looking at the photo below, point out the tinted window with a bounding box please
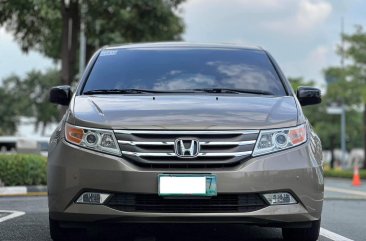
[83,48,286,96]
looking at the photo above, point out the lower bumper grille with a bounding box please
[106,193,268,213]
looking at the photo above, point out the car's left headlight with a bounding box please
[252,124,307,156]
[64,123,121,156]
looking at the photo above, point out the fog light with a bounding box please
[76,192,110,204]
[263,192,297,205]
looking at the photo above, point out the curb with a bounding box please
[0,185,47,197]
[324,196,366,201]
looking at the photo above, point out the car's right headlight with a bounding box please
[64,123,120,156]
[252,124,307,156]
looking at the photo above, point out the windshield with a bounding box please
[82,47,286,96]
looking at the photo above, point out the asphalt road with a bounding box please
[0,178,365,241]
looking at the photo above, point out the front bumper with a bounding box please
[48,140,323,225]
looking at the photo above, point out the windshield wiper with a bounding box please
[83,88,274,95]
[84,89,143,95]
[83,89,192,95]
[190,88,274,95]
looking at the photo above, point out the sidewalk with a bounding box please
[0,185,47,197]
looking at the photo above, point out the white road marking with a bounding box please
[325,186,366,198]
[0,210,25,223]
[320,227,354,241]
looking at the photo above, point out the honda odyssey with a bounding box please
[48,42,323,241]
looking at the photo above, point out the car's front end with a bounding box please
[49,127,323,224]
[48,42,323,241]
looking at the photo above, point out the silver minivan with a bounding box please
[48,42,323,241]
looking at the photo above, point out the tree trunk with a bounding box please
[42,122,46,137]
[330,148,335,169]
[330,136,335,169]
[363,104,366,169]
[59,0,79,118]
[60,0,80,86]
[86,43,95,64]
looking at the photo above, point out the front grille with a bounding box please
[114,130,259,168]
[106,193,268,213]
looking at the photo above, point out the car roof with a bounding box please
[104,42,263,51]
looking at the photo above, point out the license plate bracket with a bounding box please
[158,174,217,197]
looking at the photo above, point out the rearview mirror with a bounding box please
[49,85,72,106]
[296,87,321,106]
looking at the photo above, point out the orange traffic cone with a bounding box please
[352,164,362,186]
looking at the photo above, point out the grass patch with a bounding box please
[324,168,366,179]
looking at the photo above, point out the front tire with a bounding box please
[282,220,320,241]
[49,218,87,241]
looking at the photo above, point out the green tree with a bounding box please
[288,77,315,91]
[324,67,363,106]
[327,26,366,168]
[343,27,366,169]
[287,77,318,125]
[1,70,60,135]
[21,70,60,135]
[0,0,185,132]
[0,78,21,135]
[288,76,363,168]
[0,0,185,85]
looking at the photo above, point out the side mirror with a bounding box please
[296,86,321,106]
[49,85,72,106]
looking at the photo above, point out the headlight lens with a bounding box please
[65,123,120,155]
[252,124,307,156]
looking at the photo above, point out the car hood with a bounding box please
[70,95,299,130]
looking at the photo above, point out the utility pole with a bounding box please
[340,16,347,165]
[79,0,87,77]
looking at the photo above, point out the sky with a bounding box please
[0,0,366,88]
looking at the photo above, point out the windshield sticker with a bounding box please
[100,50,118,56]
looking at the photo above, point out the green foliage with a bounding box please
[323,26,366,168]
[288,76,364,150]
[0,0,185,62]
[86,0,184,42]
[0,76,22,135]
[324,67,363,106]
[19,70,60,134]
[343,26,366,70]
[0,69,60,135]
[0,154,47,186]
[324,168,366,179]
[288,77,315,91]
[0,0,186,131]
[0,1,61,59]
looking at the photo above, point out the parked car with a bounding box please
[0,136,17,153]
[48,42,323,241]
[0,136,49,156]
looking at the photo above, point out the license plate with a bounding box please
[158,174,217,196]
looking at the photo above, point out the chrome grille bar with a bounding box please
[118,141,174,146]
[118,140,256,146]
[121,151,252,157]
[115,130,259,135]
